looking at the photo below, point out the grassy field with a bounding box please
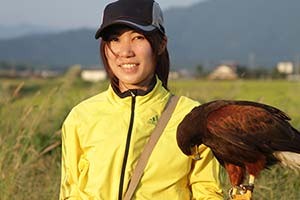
[1,70,300,199]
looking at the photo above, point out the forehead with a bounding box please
[102,24,144,40]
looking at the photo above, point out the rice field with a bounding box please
[1,70,300,199]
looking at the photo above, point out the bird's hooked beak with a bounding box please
[190,145,202,160]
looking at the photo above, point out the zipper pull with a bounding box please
[129,90,135,97]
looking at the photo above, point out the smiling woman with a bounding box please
[59,0,223,199]
[103,26,157,92]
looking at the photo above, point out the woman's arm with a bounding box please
[189,145,224,200]
[60,111,83,200]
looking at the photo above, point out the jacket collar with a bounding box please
[107,76,171,106]
[111,76,157,98]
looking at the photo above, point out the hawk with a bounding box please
[177,100,300,198]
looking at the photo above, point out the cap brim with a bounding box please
[95,20,157,39]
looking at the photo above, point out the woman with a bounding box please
[60,0,223,199]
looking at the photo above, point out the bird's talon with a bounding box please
[240,184,254,192]
[229,185,253,199]
[228,186,239,199]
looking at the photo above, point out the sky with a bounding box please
[0,0,203,30]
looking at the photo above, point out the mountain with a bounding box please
[0,0,300,69]
[0,28,99,67]
[164,0,300,68]
[0,24,59,39]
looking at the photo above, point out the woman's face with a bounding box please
[105,27,156,92]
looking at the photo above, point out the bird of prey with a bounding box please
[176,100,300,199]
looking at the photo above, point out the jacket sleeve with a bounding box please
[189,145,224,200]
[60,110,83,200]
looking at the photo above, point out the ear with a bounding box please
[158,36,167,55]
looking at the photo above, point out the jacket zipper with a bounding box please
[118,92,136,200]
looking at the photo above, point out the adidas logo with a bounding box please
[148,115,159,125]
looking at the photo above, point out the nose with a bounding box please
[116,40,134,58]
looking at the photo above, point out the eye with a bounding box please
[109,37,119,42]
[107,34,120,43]
[132,33,145,41]
[135,36,145,40]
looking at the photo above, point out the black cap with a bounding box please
[95,0,165,39]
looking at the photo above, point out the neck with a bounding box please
[111,77,157,98]
[118,75,156,93]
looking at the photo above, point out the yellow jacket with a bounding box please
[60,78,223,200]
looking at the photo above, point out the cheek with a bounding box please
[138,45,156,66]
[143,43,154,58]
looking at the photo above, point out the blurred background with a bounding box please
[1,0,300,199]
[1,0,300,78]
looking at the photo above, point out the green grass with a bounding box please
[1,73,300,199]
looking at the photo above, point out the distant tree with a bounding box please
[236,65,271,79]
[195,64,204,78]
[252,67,270,79]
[0,61,13,70]
[271,67,286,79]
[0,61,43,71]
[236,65,248,78]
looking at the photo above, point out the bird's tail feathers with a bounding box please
[273,151,300,170]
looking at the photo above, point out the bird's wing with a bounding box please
[206,103,297,153]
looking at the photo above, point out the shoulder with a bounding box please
[176,95,200,112]
[178,96,200,107]
[64,90,108,123]
[171,95,200,121]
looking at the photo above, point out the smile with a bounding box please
[120,63,138,69]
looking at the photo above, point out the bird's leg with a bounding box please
[229,185,253,200]
[249,174,255,186]
[229,185,254,200]
[228,186,238,199]
[232,175,254,200]
[191,145,201,160]
[240,174,255,193]
[232,187,238,195]
[225,164,247,199]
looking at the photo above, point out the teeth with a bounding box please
[121,64,136,68]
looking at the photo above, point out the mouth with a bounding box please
[119,63,139,73]
[120,63,137,68]
[119,63,139,74]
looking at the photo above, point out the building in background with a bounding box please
[277,62,293,75]
[208,64,238,80]
[81,68,107,82]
